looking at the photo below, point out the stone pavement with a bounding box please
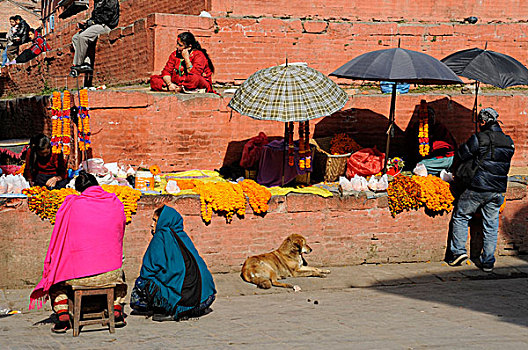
[1,256,527,349]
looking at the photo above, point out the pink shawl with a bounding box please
[29,186,126,309]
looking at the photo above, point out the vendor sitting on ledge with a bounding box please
[23,134,68,189]
[150,31,214,93]
[406,104,457,176]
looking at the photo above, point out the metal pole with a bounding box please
[383,82,398,174]
[472,81,480,133]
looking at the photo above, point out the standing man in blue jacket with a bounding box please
[70,0,119,75]
[447,108,515,272]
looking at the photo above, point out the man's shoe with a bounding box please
[75,64,93,73]
[51,320,71,334]
[447,253,468,266]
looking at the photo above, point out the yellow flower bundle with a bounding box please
[23,185,141,224]
[175,179,202,190]
[51,91,62,154]
[194,182,246,223]
[101,184,141,223]
[78,89,91,151]
[23,186,79,224]
[239,179,271,214]
[412,175,454,213]
[387,175,421,217]
[62,90,71,155]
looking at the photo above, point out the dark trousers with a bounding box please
[16,49,37,64]
[34,173,69,189]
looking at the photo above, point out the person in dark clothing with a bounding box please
[12,15,30,45]
[447,108,515,272]
[130,206,216,322]
[70,0,119,75]
[23,134,68,189]
[14,29,51,64]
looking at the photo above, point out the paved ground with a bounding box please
[1,256,528,349]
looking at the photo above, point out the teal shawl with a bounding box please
[140,206,216,315]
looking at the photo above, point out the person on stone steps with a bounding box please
[150,32,214,93]
[70,0,119,75]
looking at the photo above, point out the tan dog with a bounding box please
[241,234,330,289]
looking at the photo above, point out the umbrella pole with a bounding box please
[472,81,480,133]
[383,83,398,174]
[282,122,287,186]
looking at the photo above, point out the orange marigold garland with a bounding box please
[51,91,62,154]
[304,120,311,169]
[101,184,141,223]
[387,175,420,217]
[194,182,246,223]
[418,100,430,157]
[287,122,294,167]
[23,185,141,224]
[298,121,305,170]
[240,179,271,214]
[61,90,71,155]
[78,89,91,151]
[412,175,454,213]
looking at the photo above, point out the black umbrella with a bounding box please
[331,48,462,173]
[442,47,528,131]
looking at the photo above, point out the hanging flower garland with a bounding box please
[51,91,62,154]
[239,179,271,214]
[78,89,91,151]
[61,90,71,155]
[418,100,430,157]
[298,121,305,170]
[304,120,311,169]
[412,175,454,213]
[287,122,294,167]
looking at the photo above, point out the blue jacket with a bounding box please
[457,122,514,192]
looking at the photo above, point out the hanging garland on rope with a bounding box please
[287,122,294,166]
[51,91,62,154]
[61,90,71,155]
[304,120,311,169]
[418,100,430,157]
[78,89,91,151]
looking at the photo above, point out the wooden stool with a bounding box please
[69,284,116,337]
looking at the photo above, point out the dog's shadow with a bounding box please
[33,313,57,326]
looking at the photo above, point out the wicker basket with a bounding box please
[310,137,351,182]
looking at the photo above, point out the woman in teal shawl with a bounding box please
[130,206,216,321]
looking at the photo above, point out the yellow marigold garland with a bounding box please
[101,184,141,223]
[194,182,246,223]
[239,179,271,214]
[387,175,421,217]
[23,185,141,224]
[418,100,430,157]
[412,175,454,213]
[62,90,71,155]
[78,89,91,151]
[51,91,62,154]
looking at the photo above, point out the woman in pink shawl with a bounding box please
[29,171,128,333]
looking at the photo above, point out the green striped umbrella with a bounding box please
[228,63,348,122]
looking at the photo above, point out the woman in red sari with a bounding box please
[150,32,214,93]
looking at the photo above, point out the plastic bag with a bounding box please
[339,176,353,192]
[367,174,389,192]
[0,176,6,194]
[413,163,428,177]
[347,148,385,178]
[81,158,108,176]
[440,169,454,183]
[165,180,181,195]
[350,175,368,191]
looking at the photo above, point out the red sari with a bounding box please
[150,50,213,92]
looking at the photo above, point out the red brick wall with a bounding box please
[210,0,528,23]
[0,184,525,288]
[3,13,528,97]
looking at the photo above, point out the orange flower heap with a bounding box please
[412,175,454,213]
[23,187,79,224]
[240,179,271,214]
[194,182,246,223]
[330,133,361,155]
[387,175,420,217]
[101,184,141,223]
